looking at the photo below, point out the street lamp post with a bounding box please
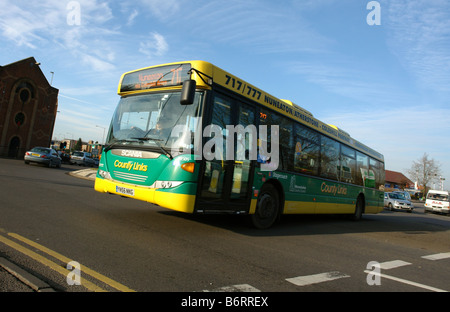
[96,125,106,145]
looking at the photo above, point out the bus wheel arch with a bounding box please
[251,181,283,229]
[269,179,285,213]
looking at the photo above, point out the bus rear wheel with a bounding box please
[251,184,280,229]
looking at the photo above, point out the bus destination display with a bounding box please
[120,64,191,92]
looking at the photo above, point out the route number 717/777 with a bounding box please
[225,75,262,100]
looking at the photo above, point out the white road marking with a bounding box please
[203,284,261,292]
[202,254,450,292]
[379,260,411,270]
[422,252,450,261]
[286,271,350,287]
[364,270,448,292]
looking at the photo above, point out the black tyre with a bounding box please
[349,195,364,221]
[251,184,280,229]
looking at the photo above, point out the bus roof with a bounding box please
[118,60,384,162]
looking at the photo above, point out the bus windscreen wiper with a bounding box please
[131,137,173,159]
[103,139,137,152]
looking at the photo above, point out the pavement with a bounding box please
[0,257,55,292]
[0,168,97,292]
[67,168,97,181]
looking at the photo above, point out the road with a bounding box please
[1,158,449,297]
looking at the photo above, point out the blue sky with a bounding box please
[1,0,450,190]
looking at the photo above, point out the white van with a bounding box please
[424,190,449,215]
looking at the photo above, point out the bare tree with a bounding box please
[408,153,442,193]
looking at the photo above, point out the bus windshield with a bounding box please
[107,91,203,155]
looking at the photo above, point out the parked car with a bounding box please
[392,190,412,201]
[71,151,95,166]
[24,147,62,168]
[58,151,71,164]
[424,190,449,215]
[384,192,414,212]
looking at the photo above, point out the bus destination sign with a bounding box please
[120,64,191,93]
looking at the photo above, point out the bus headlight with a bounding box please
[98,170,112,180]
[153,181,183,189]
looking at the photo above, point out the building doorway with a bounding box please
[8,136,21,158]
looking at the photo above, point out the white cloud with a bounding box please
[78,52,115,72]
[288,61,412,108]
[0,3,48,48]
[0,0,116,72]
[127,9,139,26]
[139,0,181,20]
[139,32,169,58]
[386,0,450,94]
[175,1,332,54]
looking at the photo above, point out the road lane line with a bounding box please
[379,260,411,270]
[0,233,106,292]
[286,271,350,287]
[8,233,135,292]
[422,252,450,261]
[6,232,135,292]
[204,284,261,292]
[364,270,447,292]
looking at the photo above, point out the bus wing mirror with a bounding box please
[180,79,196,105]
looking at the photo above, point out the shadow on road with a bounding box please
[158,209,450,237]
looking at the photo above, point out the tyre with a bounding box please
[349,195,364,221]
[251,184,280,229]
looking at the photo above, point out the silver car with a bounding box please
[384,192,414,212]
[24,147,62,168]
[71,151,95,166]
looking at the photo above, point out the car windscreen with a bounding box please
[31,147,50,153]
[427,193,449,201]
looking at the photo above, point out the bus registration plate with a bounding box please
[116,186,135,196]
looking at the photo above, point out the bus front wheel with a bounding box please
[251,184,280,229]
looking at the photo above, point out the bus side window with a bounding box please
[340,145,356,184]
[269,113,293,171]
[356,152,370,187]
[370,158,385,190]
[294,124,320,176]
[320,136,340,181]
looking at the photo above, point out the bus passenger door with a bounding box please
[196,94,254,213]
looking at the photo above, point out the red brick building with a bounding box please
[385,170,414,191]
[0,57,58,158]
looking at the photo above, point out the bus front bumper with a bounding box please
[94,177,196,214]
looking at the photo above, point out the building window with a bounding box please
[15,112,25,126]
[19,88,30,103]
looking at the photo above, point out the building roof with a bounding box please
[385,170,413,185]
[2,56,57,92]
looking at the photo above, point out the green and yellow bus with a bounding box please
[94,60,385,228]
